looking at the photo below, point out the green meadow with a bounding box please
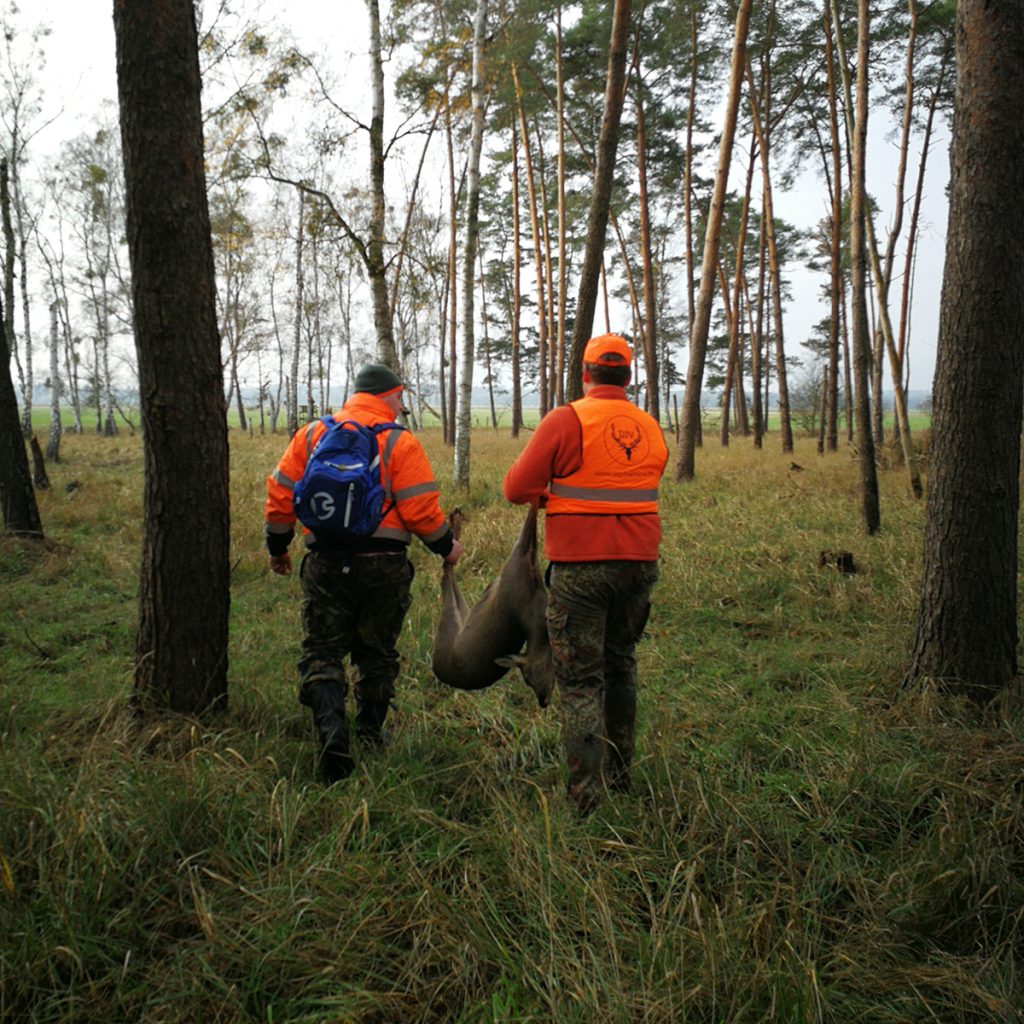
[1,425,1020,1023]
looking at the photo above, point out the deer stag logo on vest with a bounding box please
[605,416,650,465]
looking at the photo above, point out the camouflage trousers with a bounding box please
[546,560,658,811]
[298,550,414,712]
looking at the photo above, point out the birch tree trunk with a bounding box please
[366,0,397,368]
[46,301,61,462]
[289,188,304,435]
[11,160,33,437]
[453,0,487,489]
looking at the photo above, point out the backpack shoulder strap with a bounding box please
[375,422,408,504]
[308,414,342,456]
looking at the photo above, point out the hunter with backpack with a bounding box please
[265,364,463,783]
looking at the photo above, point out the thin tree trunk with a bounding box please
[832,0,922,497]
[746,60,794,454]
[366,0,397,367]
[11,160,33,437]
[567,0,632,397]
[454,0,487,489]
[532,123,557,408]
[554,4,567,408]
[510,115,523,437]
[46,301,61,462]
[444,85,458,445]
[684,10,698,334]
[899,63,947,373]
[289,188,304,434]
[635,67,660,425]
[824,1,842,452]
[847,0,881,533]
[513,64,550,417]
[675,0,752,481]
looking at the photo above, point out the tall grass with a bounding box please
[1,426,1020,1023]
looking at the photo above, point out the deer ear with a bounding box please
[494,655,526,670]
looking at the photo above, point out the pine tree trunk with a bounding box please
[566,0,632,398]
[513,65,550,417]
[674,0,751,480]
[824,2,842,452]
[554,4,568,408]
[510,116,523,438]
[847,0,881,533]
[635,74,660,425]
[114,0,230,713]
[906,0,1024,701]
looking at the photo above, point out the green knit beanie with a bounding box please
[354,363,403,395]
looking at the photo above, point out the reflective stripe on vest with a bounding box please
[545,396,667,516]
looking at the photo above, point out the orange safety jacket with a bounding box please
[264,392,449,549]
[545,396,668,516]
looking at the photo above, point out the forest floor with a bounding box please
[1,427,1021,1023]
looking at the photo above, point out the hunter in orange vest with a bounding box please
[265,364,462,782]
[503,334,668,812]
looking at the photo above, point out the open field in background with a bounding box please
[2,427,1021,1023]
[30,403,933,435]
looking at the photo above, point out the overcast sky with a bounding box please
[31,0,948,394]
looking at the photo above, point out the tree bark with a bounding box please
[847,0,881,533]
[114,0,230,713]
[513,65,550,417]
[906,0,1024,701]
[674,0,752,481]
[566,0,632,399]
[635,69,660,425]
[454,0,488,489]
[510,116,523,437]
[0,285,42,536]
[823,2,842,452]
[366,0,398,368]
[46,300,61,462]
[554,4,568,408]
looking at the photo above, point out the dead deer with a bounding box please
[431,503,554,708]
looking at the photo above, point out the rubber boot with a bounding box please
[355,699,390,747]
[304,681,353,783]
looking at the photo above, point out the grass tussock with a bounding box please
[2,427,1023,1023]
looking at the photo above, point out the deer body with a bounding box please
[431,504,554,708]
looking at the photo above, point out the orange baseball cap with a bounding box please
[583,333,632,366]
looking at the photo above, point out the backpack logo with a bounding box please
[309,491,336,521]
[293,417,406,541]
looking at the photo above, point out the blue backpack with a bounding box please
[293,417,406,541]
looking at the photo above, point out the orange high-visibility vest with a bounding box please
[545,396,668,516]
[265,394,449,548]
